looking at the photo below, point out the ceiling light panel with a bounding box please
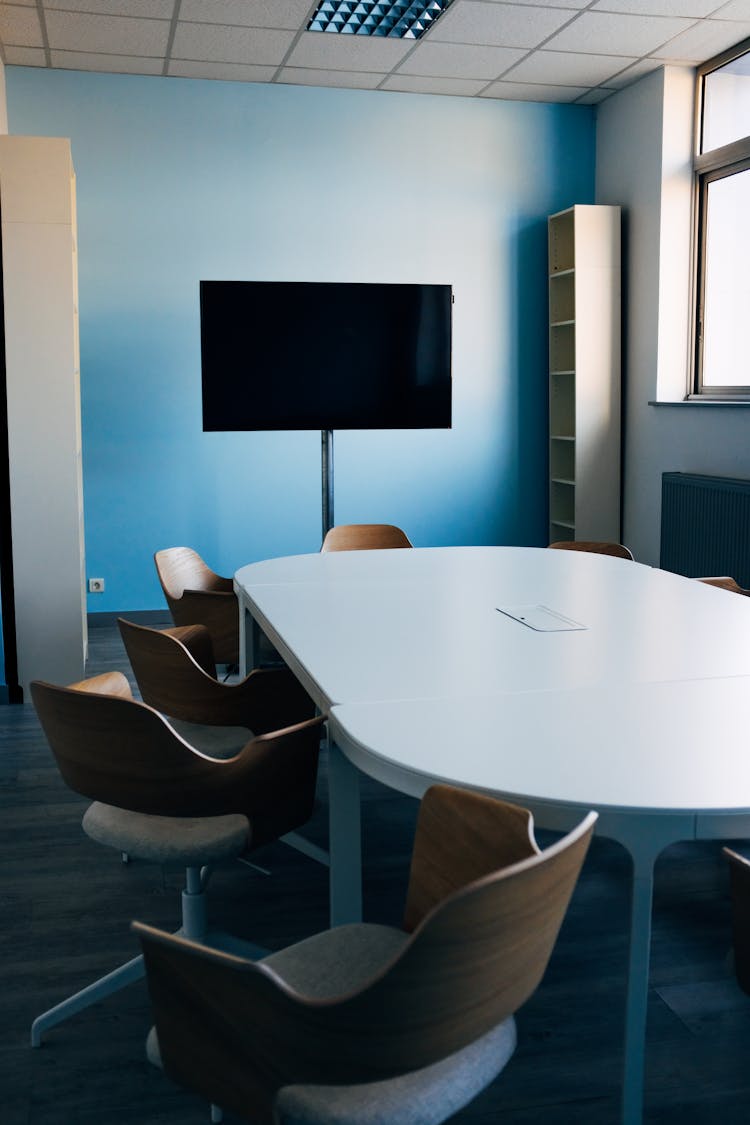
[308,0,456,40]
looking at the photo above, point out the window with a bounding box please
[693,37,750,397]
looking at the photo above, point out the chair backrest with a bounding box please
[154,547,239,664]
[118,618,315,734]
[30,674,323,826]
[154,546,231,601]
[548,540,634,561]
[697,576,750,596]
[321,524,413,552]
[135,786,596,1124]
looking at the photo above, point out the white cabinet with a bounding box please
[0,136,86,693]
[548,204,621,544]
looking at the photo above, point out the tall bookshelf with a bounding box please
[548,204,621,545]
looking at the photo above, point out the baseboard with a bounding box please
[87,609,173,629]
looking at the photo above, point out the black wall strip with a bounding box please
[0,196,23,703]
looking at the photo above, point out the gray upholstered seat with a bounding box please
[83,802,249,867]
[267,924,517,1125]
[166,717,253,760]
[276,1021,517,1125]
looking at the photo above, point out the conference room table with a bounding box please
[234,546,750,1125]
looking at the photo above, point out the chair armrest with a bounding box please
[223,668,316,734]
[224,715,325,846]
[163,624,217,677]
[66,671,134,700]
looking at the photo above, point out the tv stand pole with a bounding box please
[321,428,334,540]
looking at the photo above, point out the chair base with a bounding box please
[31,865,223,1046]
[31,952,145,1047]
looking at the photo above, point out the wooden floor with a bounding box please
[3,618,750,1124]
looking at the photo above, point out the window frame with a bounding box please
[692,36,750,399]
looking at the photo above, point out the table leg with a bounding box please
[621,858,655,1125]
[239,602,262,676]
[328,739,363,927]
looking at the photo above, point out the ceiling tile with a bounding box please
[397,41,526,78]
[653,17,750,56]
[0,0,742,102]
[604,56,666,85]
[591,0,719,15]
[171,23,295,64]
[168,58,278,80]
[480,0,589,7]
[179,0,314,31]
[428,2,576,48]
[543,11,697,54]
[381,73,488,93]
[44,11,171,55]
[0,4,43,47]
[45,1,175,16]
[505,48,638,83]
[50,49,164,73]
[3,45,45,64]
[278,66,385,88]
[286,30,412,71]
[481,79,590,99]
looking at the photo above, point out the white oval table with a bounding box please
[235,546,750,1125]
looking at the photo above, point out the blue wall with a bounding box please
[6,68,594,614]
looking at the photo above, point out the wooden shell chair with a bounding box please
[135,785,597,1125]
[548,540,634,561]
[118,617,327,868]
[154,547,239,665]
[321,524,413,552]
[29,671,324,1047]
[697,576,750,595]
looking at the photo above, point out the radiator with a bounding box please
[660,472,750,586]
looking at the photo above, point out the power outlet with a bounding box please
[88,577,105,593]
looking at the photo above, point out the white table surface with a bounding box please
[328,677,750,819]
[234,546,750,1125]
[236,546,750,707]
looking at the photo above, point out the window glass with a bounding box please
[702,54,750,152]
[694,38,750,396]
[700,167,750,388]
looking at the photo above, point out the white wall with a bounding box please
[596,66,750,566]
[7,68,596,611]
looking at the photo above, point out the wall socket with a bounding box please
[88,577,105,593]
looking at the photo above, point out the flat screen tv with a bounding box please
[200,281,452,431]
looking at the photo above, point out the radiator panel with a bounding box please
[661,472,750,586]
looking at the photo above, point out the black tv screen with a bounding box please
[200,281,452,431]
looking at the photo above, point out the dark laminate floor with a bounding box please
[3,619,750,1123]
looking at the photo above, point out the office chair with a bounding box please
[135,785,596,1125]
[548,539,634,561]
[321,524,413,551]
[154,547,239,665]
[29,671,324,1046]
[118,617,328,868]
[696,576,750,595]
